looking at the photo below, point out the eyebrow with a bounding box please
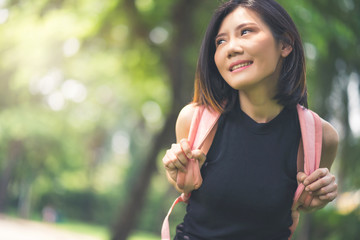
[215,22,258,39]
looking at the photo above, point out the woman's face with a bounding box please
[214,7,291,92]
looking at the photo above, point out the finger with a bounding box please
[180,139,192,159]
[303,194,313,208]
[297,172,307,184]
[298,200,324,212]
[305,174,335,192]
[165,162,177,171]
[170,150,187,173]
[191,149,206,166]
[298,197,325,212]
[311,181,338,196]
[162,151,174,167]
[173,143,189,166]
[165,149,186,172]
[173,159,186,172]
[298,195,314,212]
[319,191,337,202]
[163,155,176,171]
[298,205,316,213]
[303,168,329,186]
[297,190,308,206]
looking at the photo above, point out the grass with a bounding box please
[56,221,110,239]
[128,231,160,240]
[56,221,160,240]
[3,211,160,240]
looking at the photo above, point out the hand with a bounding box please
[162,138,206,183]
[297,168,338,212]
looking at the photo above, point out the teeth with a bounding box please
[231,62,252,71]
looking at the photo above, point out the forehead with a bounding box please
[218,7,268,33]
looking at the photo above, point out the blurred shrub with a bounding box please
[311,208,360,240]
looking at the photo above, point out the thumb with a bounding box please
[297,172,307,184]
[191,149,206,166]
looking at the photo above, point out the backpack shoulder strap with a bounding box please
[289,104,323,239]
[176,105,221,193]
[294,104,323,202]
[161,104,220,240]
[188,105,221,153]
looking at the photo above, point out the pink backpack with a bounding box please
[162,104,322,240]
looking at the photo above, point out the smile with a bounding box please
[230,61,253,72]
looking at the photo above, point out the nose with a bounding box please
[227,38,244,58]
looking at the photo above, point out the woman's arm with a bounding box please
[319,119,339,170]
[297,119,339,211]
[163,103,206,192]
[175,104,197,142]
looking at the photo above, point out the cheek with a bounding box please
[214,52,221,70]
[252,43,281,69]
[214,51,227,75]
[250,42,273,58]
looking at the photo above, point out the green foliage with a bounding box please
[0,0,359,238]
[311,208,360,240]
[128,231,160,240]
[57,220,110,240]
[0,0,155,223]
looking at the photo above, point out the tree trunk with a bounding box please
[0,140,24,212]
[111,112,178,240]
[112,0,205,240]
[297,213,312,240]
[18,180,32,219]
[110,1,204,239]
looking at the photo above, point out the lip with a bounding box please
[229,60,253,72]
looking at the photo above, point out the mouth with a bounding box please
[230,61,253,72]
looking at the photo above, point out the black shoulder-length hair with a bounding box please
[193,0,307,113]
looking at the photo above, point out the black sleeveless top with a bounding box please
[175,101,301,240]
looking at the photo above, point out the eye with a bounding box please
[215,39,226,47]
[241,29,251,35]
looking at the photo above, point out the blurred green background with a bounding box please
[0,0,359,239]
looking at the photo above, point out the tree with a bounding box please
[102,0,220,239]
[0,1,359,239]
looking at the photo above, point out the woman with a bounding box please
[163,0,339,239]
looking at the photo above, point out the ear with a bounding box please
[280,33,293,58]
[281,42,293,58]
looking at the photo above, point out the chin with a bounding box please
[226,79,257,91]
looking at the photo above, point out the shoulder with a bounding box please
[320,118,339,169]
[321,119,339,149]
[175,103,198,142]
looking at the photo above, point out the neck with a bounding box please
[238,88,283,123]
